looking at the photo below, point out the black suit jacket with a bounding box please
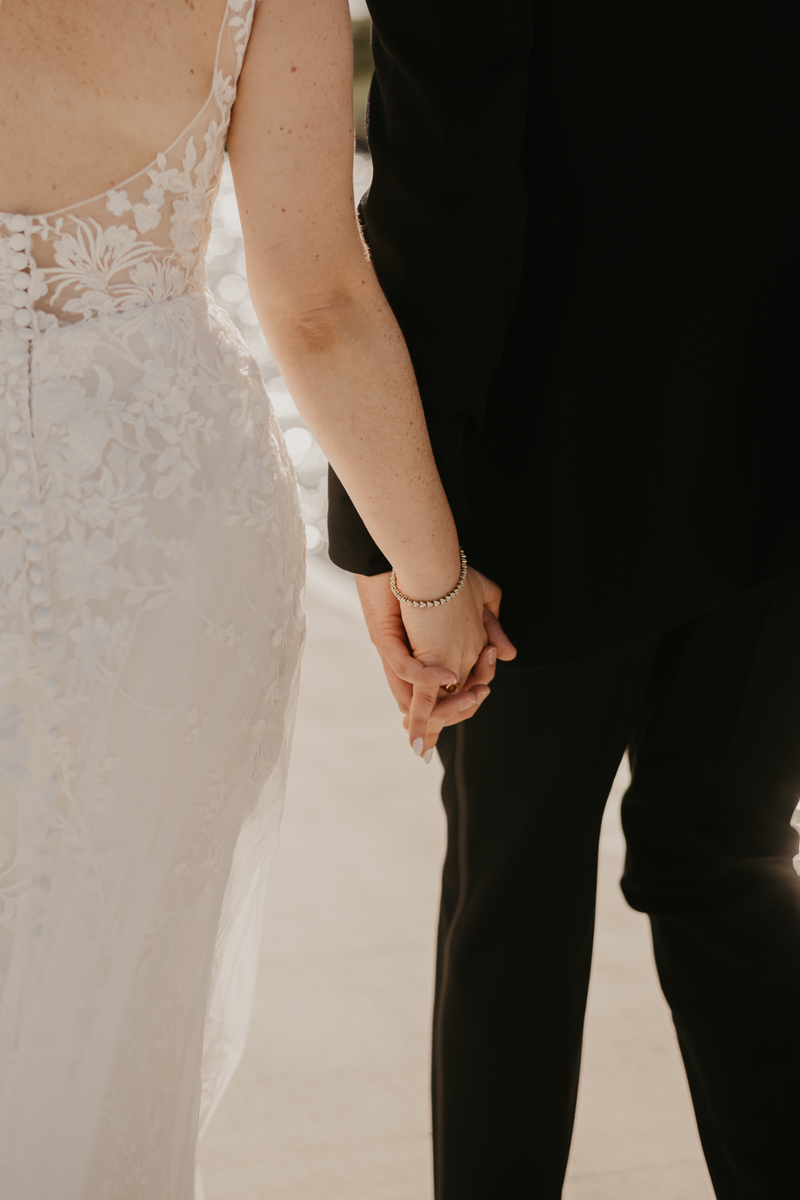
[328,0,800,665]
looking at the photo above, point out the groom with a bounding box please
[328,1,800,1196]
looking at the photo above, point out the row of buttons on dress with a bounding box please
[7,213,35,341]
[5,214,53,649]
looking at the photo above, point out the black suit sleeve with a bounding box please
[327,0,536,576]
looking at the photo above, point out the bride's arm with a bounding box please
[226,0,488,748]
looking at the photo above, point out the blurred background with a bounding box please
[204,154,368,571]
[350,0,372,148]
[197,7,715,1199]
[205,2,373,579]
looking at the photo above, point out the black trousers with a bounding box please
[434,577,800,1200]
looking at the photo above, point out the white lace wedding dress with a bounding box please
[0,2,306,1196]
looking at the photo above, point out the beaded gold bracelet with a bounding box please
[390,548,468,608]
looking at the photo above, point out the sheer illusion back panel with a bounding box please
[0,0,253,326]
[0,2,306,1198]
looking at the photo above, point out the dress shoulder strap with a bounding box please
[223,0,261,84]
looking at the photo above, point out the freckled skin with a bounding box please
[0,0,493,742]
[0,0,227,213]
[224,0,491,735]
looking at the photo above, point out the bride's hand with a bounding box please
[399,566,492,755]
[355,569,517,757]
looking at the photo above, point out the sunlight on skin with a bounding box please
[207,155,373,558]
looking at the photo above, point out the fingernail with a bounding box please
[412,737,424,757]
[487,647,497,665]
[459,695,477,711]
[477,688,490,703]
[423,748,433,764]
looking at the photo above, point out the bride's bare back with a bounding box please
[0,0,469,706]
[0,0,227,214]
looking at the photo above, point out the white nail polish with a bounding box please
[423,748,433,765]
[412,737,424,757]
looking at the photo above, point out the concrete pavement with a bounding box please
[197,561,715,1200]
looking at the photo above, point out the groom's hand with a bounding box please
[355,570,516,747]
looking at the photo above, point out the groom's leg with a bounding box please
[433,636,659,1200]
[622,577,800,1199]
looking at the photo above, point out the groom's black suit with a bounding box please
[328,1,800,1195]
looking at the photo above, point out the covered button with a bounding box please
[11,252,28,271]
[13,273,30,290]
[12,292,29,308]
[25,543,43,562]
[8,215,28,233]
[14,310,32,327]
[12,433,29,451]
[9,233,27,252]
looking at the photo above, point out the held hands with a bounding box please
[355,568,517,760]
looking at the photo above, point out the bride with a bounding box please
[0,0,508,1196]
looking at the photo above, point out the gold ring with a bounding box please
[443,682,458,694]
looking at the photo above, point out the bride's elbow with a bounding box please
[256,290,364,357]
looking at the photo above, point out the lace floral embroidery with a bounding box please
[0,2,307,1198]
[0,1,252,328]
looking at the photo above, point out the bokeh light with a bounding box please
[284,427,313,465]
[207,156,373,556]
[217,274,247,303]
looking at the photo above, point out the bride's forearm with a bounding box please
[225,0,459,595]
[252,279,462,599]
